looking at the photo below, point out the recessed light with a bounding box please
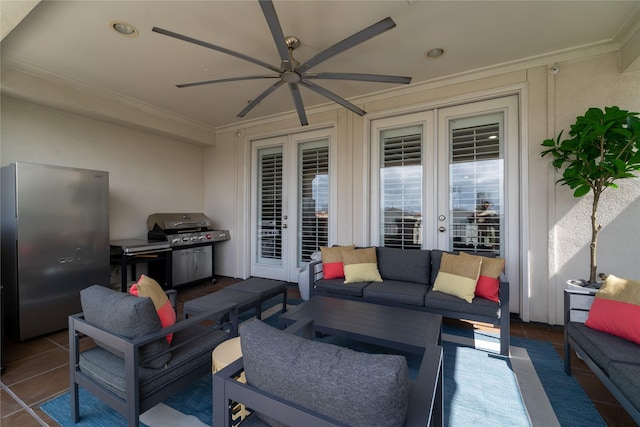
[425,48,445,59]
[110,21,139,38]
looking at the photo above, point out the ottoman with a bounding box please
[184,288,260,323]
[227,278,288,320]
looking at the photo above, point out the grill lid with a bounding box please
[147,213,213,231]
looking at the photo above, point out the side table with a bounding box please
[212,337,250,425]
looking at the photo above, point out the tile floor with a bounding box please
[1,276,636,426]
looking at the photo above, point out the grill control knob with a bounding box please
[206,234,212,240]
[172,238,180,244]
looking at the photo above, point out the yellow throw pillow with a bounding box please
[432,253,482,303]
[342,247,383,284]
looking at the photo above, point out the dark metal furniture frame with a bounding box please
[213,318,444,427]
[69,290,239,427]
[564,288,640,424]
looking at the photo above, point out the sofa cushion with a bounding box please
[320,245,355,280]
[314,278,369,297]
[363,280,429,306]
[80,285,171,369]
[567,322,640,374]
[585,275,640,345]
[240,319,410,427]
[376,247,431,285]
[424,288,500,318]
[608,361,640,411]
[459,252,505,302]
[432,253,482,303]
[130,275,176,344]
[342,247,383,284]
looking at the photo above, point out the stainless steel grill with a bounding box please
[147,213,230,287]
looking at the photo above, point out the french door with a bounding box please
[371,96,520,310]
[251,129,333,282]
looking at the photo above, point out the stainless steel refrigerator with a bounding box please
[1,162,110,341]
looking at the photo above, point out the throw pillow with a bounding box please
[342,247,383,284]
[320,245,355,280]
[459,252,505,302]
[585,275,640,345]
[130,275,176,344]
[432,252,482,303]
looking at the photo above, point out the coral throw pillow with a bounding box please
[585,275,640,345]
[342,247,383,284]
[320,245,355,280]
[432,253,482,303]
[130,275,176,344]
[459,252,505,302]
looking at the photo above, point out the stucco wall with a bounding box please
[546,52,640,323]
[1,97,205,240]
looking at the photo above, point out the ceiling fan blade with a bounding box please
[296,17,396,74]
[299,80,366,116]
[288,83,308,126]
[177,75,280,88]
[237,80,285,117]
[152,26,282,74]
[259,0,292,71]
[305,72,411,85]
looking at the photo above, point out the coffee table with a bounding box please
[278,296,442,354]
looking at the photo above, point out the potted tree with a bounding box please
[541,106,640,284]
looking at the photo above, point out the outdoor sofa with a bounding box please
[564,287,640,424]
[308,246,510,356]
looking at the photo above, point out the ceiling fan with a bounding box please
[152,0,411,126]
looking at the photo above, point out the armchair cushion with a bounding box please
[80,285,171,369]
[240,319,410,427]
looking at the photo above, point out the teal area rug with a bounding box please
[41,297,605,427]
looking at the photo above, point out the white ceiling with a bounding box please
[2,0,640,133]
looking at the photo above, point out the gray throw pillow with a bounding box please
[240,319,410,427]
[80,285,171,369]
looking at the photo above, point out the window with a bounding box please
[380,125,423,249]
[449,116,503,256]
[298,140,329,265]
[257,147,283,264]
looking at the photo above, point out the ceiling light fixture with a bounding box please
[425,48,445,59]
[110,21,139,38]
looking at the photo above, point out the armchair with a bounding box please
[70,285,239,427]
[213,318,443,427]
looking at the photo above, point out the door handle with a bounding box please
[282,224,288,229]
[439,226,446,232]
